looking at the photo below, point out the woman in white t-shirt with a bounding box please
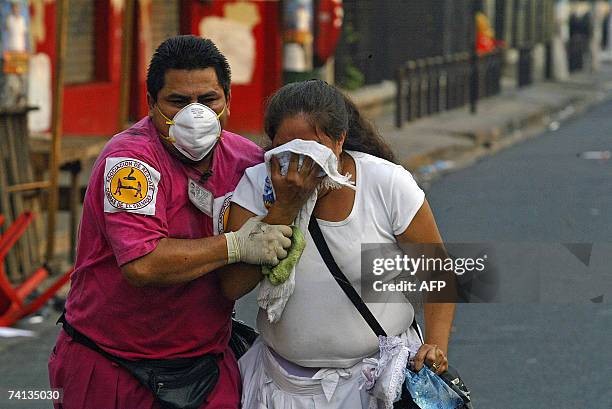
[220,80,455,408]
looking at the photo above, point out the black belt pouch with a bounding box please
[58,313,219,409]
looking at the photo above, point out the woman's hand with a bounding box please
[412,343,448,375]
[267,153,323,223]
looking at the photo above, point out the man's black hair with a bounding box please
[146,35,231,101]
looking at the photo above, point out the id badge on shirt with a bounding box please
[188,178,213,217]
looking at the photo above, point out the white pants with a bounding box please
[239,338,382,409]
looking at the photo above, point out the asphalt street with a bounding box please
[1,99,611,409]
[420,97,612,408]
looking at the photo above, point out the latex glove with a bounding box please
[225,216,292,265]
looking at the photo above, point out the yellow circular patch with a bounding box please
[216,195,232,234]
[110,166,149,205]
[223,206,231,231]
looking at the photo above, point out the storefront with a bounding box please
[30,0,283,136]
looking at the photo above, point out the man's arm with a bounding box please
[121,235,229,287]
[219,202,299,300]
[121,214,293,288]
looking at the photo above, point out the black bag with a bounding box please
[437,366,472,407]
[229,315,259,360]
[113,355,219,409]
[57,313,220,409]
[308,217,473,409]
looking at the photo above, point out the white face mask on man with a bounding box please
[157,103,225,162]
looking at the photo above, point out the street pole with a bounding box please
[46,0,68,263]
[545,0,554,79]
[517,0,533,87]
[609,0,612,55]
[470,0,482,114]
[118,0,135,131]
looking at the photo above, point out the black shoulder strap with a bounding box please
[57,311,118,362]
[308,215,388,337]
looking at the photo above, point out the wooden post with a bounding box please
[65,161,81,262]
[118,0,136,131]
[395,66,405,129]
[6,181,50,193]
[417,59,427,118]
[0,114,20,280]
[46,0,68,263]
[5,117,32,278]
[406,61,416,121]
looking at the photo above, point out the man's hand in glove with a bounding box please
[224,216,293,265]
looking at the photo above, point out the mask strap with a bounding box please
[159,132,176,143]
[156,104,174,125]
[155,104,176,143]
[216,105,226,119]
[215,105,226,140]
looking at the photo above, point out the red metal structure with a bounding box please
[0,212,73,327]
[314,0,343,67]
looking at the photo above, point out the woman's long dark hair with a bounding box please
[264,80,396,163]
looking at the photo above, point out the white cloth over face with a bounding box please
[265,139,354,184]
[258,139,356,323]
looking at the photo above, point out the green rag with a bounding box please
[262,226,306,286]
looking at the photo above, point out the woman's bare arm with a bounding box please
[396,199,455,372]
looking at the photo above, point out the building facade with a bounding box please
[31,0,282,136]
[334,0,556,88]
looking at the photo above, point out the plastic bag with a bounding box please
[404,366,464,409]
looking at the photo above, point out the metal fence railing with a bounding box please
[395,50,503,128]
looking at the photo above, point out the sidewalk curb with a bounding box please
[344,81,396,119]
[411,89,612,185]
